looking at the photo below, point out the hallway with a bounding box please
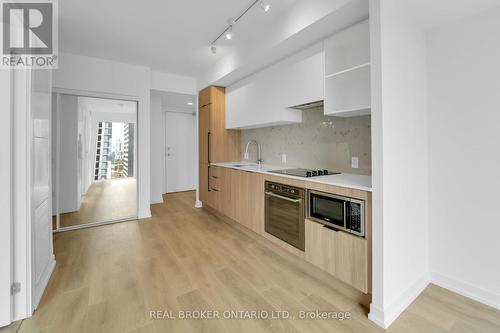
[59,178,137,228]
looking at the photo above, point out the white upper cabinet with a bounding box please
[324,20,371,117]
[226,43,324,129]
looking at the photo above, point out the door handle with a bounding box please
[207,132,211,163]
[207,165,211,192]
[265,191,302,203]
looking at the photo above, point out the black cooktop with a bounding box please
[268,168,340,178]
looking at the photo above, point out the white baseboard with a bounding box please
[150,194,164,205]
[32,255,56,310]
[369,273,430,329]
[431,271,500,310]
[368,305,386,328]
[138,209,152,219]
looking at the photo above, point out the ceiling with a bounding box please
[59,0,297,77]
[78,96,137,114]
[152,90,197,113]
[392,0,500,30]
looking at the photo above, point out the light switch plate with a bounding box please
[281,153,287,164]
[352,157,359,169]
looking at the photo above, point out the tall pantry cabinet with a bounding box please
[198,86,240,207]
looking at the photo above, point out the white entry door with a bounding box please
[164,111,197,193]
[30,69,55,310]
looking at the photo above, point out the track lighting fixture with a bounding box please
[209,0,271,54]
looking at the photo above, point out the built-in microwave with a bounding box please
[307,190,365,237]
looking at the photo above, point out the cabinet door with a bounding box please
[199,104,211,164]
[199,163,209,204]
[227,169,242,222]
[226,43,323,129]
[334,231,368,293]
[208,166,220,210]
[245,171,264,234]
[221,167,231,217]
[199,86,213,107]
[229,170,264,233]
[305,220,336,275]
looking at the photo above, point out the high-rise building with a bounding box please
[123,123,134,177]
[94,122,112,180]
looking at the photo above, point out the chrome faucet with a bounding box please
[244,140,263,167]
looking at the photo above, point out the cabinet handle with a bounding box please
[323,225,339,232]
[207,132,211,163]
[207,165,211,192]
[265,191,302,203]
[211,176,218,179]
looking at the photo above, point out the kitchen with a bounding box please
[198,20,373,297]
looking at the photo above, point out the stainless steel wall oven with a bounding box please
[264,181,305,251]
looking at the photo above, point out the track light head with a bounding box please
[225,25,233,40]
[210,45,217,54]
[260,0,270,12]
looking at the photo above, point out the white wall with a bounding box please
[151,71,197,95]
[58,95,80,213]
[427,7,500,309]
[369,0,430,328]
[150,93,164,204]
[53,53,152,218]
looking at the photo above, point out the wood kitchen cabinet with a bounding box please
[198,86,240,164]
[305,219,336,275]
[228,169,264,234]
[208,168,264,235]
[198,86,241,208]
[334,230,368,293]
[305,219,369,293]
[207,166,231,215]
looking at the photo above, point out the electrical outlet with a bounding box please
[244,152,249,160]
[351,157,359,169]
[281,153,287,164]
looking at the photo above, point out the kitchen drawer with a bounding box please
[209,177,222,191]
[209,166,224,180]
[334,230,368,293]
[305,219,368,293]
[305,219,336,275]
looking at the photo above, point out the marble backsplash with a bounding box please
[241,108,371,175]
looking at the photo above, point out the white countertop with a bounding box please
[211,162,372,192]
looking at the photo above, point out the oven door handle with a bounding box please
[265,191,302,203]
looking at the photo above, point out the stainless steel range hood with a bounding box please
[288,100,324,110]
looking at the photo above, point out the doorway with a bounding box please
[164,111,197,193]
[52,94,138,230]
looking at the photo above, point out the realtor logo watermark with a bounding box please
[1,0,58,68]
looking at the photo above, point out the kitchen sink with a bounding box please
[229,163,258,168]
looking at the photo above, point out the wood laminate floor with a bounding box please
[59,178,137,228]
[8,191,500,333]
